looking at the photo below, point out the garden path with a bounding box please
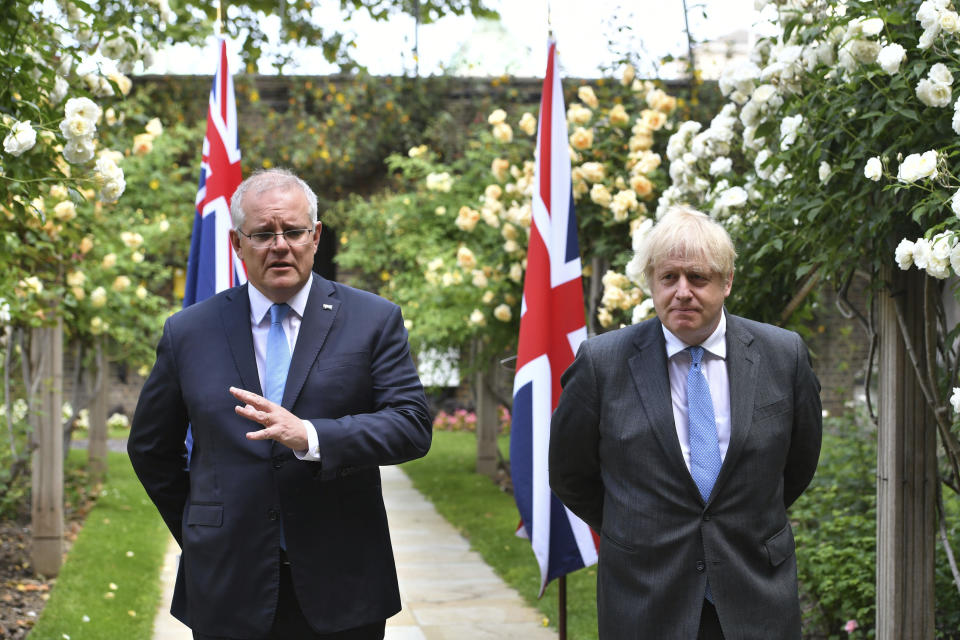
[152,465,558,639]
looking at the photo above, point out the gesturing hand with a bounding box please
[230,386,308,452]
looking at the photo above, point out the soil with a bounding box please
[0,479,96,638]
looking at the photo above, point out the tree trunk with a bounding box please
[88,338,108,476]
[30,320,63,577]
[475,357,499,478]
[876,266,936,639]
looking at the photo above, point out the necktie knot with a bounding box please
[270,303,290,326]
[687,345,705,368]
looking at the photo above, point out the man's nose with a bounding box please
[675,276,693,298]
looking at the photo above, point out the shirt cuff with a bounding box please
[294,419,322,462]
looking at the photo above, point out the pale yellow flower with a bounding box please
[121,231,144,249]
[509,263,523,283]
[640,109,668,131]
[492,123,513,143]
[491,158,510,182]
[80,236,94,253]
[457,246,477,270]
[621,64,636,87]
[112,275,131,292]
[131,251,144,263]
[90,286,107,308]
[49,184,69,199]
[102,253,117,268]
[472,270,488,288]
[484,184,503,201]
[66,271,86,287]
[469,308,487,326]
[493,304,512,322]
[570,127,594,150]
[488,109,507,125]
[609,104,630,127]
[630,174,654,198]
[519,112,537,136]
[579,162,605,183]
[135,285,147,300]
[53,200,76,221]
[455,207,480,232]
[90,316,106,335]
[567,103,593,125]
[132,133,153,155]
[501,223,519,241]
[578,86,599,109]
[145,117,163,137]
[482,290,495,304]
[590,183,612,207]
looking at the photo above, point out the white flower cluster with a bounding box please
[60,97,102,164]
[99,26,157,74]
[917,0,960,50]
[425,171,453,192]
[94,152,126,202]
[3,120,37,157]
[916,63,954,107]
[894,232,959,279]
[896,150,939,183]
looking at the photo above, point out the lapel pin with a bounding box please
[323,304,333,310]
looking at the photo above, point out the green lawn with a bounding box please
[400,430,599,640]
[30,450,170,640]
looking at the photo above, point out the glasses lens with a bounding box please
[250,232,275,247]
[284,229,310,244]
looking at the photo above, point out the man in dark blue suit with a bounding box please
[129,168,432,639]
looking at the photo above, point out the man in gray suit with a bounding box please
[549,206,821,640]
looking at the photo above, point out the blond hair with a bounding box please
[637,205,736,282]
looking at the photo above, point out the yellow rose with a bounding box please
[579,162,605,183]
[471,270,488,288]
[487,109,507,125]
[518,112,537,136]
[641,109,668,131]
[131,251,144,263]
[590,183,612,207]
[49,184,68,199]
[112,275,131,292]
[577,86,599,109]
[630,174,654,198]
[609,104,631,127]
[90,286,107,308]
[455,207,480,232]
[491,158,510,182]
[621,64,636,87]
[66,271,86,287]
[570,127,594,150]
[90,316,106,335]
[481,290,495,304]
[72,286,85,300]
[469,309,487,326]
[509,263,523,283]
[457,246,477,270]
[493,304,512,322]
[136,285,147,300]
[492,123,513,143]
[566,103,592,125]
[145,117,163,137]
[102,253,117,268]
[485,184,502,201]
[132,133,153,155]
[121,231,144,249]
[53,200,76,221]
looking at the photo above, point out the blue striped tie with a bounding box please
[265,303,291,405]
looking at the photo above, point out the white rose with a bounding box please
[895,238,915,270]
[717,186,748,209]
[877,43,906,74]
[468,309,486,326]
[953,189,960,218]
[780,114,803,150]
[913,238,932,270]
[864,156,883,181]
[951,387,960,414]
[939,9,960,34]
[487,109,507,125]
[709,156,732,176]
[751,84,777,104]
[64,97,102,125]
[918,27,939,50]
[819,161,831,183]
[859,17,885,36]
[929,62,954,86]
[917,1,942,30]
[3,120,37,156]
[63,137,96,164]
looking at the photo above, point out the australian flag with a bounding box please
[183,37,245,307]
[510,38,598,596]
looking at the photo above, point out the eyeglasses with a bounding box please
[236,227,314,248]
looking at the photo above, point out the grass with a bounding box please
[400,430,599,640]
[29,450,170,640]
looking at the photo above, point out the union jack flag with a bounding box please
[510,38,598,596]
[183,37,245,307]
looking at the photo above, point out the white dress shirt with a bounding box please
[247,275,322,461]
[663,311,731,471]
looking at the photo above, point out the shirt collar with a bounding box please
[248,274,313,325]
[663,310,727,360]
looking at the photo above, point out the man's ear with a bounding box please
[230,229,242,259]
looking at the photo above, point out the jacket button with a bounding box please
[696,560,706,573]
[272,457,284,469]
[702,513,711,521]
[267,509,279,521]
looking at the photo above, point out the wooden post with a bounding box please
[876,266,936,639]
[88,337,108,476]
[30,319,64,577]
[475,358,499,478]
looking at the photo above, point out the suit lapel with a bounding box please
[712,313,758,499]
[221,285,261,395]
[282,277,339,409]
[628,321,689,475]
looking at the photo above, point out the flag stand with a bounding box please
[558,575,567,640]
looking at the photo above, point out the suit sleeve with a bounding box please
[309,304,431,471]
[549,342,604,532]
[127,319,190,545]
[783,333,822,508]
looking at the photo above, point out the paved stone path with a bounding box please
[151,465,558,639]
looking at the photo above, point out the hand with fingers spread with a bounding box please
[230,386,308,451]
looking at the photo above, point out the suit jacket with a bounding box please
[128,276,432,638]
[549,313,821,640]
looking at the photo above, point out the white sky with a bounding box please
[145,0,760,78]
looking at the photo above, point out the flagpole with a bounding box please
[215,0,223,36]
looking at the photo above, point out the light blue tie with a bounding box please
[687,345,722,603]
[265,303,291,405]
